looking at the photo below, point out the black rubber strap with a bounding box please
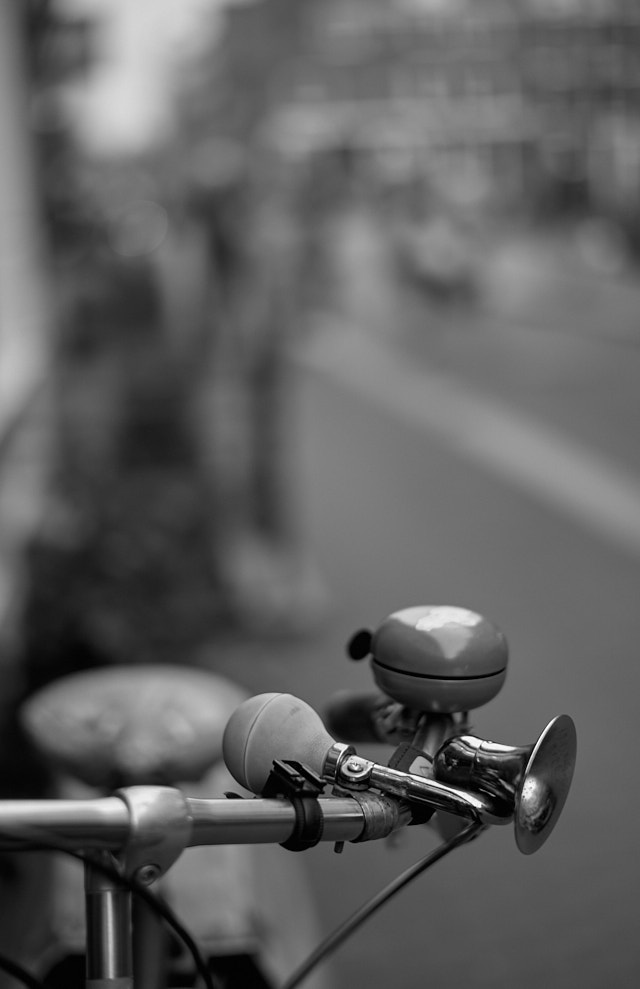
[263,760,325,852]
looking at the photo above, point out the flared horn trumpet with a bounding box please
[432,715,577,854]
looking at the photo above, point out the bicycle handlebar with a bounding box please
[0,692,576,866]
[0,609,578,989]
[0,791,392,853]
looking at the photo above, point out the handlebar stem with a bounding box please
[115,786,192,883]
[85,852,133,985]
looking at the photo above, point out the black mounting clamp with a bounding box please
[263,760,326,852]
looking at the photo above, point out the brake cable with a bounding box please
[280,818,484,989]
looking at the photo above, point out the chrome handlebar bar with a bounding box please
[0,789,400,862]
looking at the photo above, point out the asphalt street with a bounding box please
[208,212,640,988]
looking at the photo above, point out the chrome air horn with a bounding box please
[431,714,577,854]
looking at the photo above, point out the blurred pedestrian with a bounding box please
[181,137,328,635]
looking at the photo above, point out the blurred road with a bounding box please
[206,210,640,989]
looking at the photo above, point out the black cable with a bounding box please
[0,953,48,989]
[280,819,484,989]
[0,826,219,989]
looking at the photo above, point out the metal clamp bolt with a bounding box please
[346,758,367,772]
[134,863,162,886]
[340,756,373,787]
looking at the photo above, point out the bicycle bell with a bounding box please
[347,605,509,713]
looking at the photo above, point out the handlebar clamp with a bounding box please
[263,760,326,852]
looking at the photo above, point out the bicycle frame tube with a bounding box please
[85,853,133,989]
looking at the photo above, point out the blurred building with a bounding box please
[522,1,640,242]
[186,0,640,243]
[273,0,533,211]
